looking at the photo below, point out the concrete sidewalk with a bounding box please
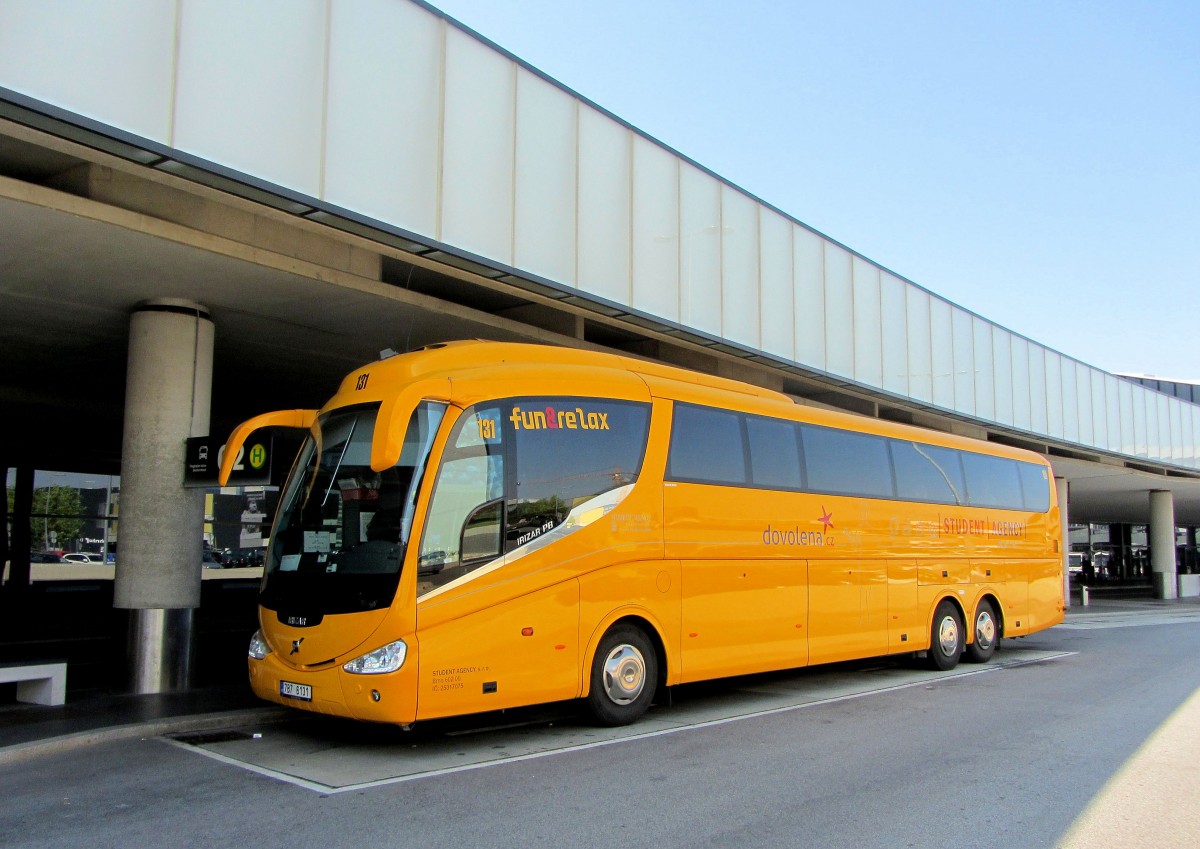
[1057,684,1200,849]
[0,682,288,764]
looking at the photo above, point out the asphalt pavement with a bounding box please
[0,594,1194,763]
[2,594,1200,844]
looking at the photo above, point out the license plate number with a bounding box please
[279,681,312,701]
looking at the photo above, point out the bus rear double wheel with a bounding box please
[927,599,965,671]
[586,623,658,726]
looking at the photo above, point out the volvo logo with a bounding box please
[290,637,304,655]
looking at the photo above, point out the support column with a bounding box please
[1149,490,1177,600]
[1057,477,1070,608]
[114,299,214,693]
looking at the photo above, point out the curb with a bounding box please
[0,706,292,766]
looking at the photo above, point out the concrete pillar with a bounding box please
[114,299,214,693]
[1057,477,1070,608]
[1149,490,1177,600]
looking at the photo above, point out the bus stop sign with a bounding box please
[185,435,273,487]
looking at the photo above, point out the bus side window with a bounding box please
[1017,462,1050,511]
[962,453,1024,510]
[507,398,650,549]
[461,500,503,562]
[891,441,964,505]
[417,407,504,595]
[666,403,746,485]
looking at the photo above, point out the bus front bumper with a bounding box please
[248,649,419,725]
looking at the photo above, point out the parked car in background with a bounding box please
[201,549,224,569]
[220,548,265,568]
[61,552,92,564]
[30,551,62,563]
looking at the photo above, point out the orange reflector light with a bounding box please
[521,627,534,636]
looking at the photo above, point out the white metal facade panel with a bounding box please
[1061,358,1080,443]
[678,163,722,333]
[759,210,795,360]
[905,288,933,404]
[951,308,975,417]
[1090,369,1108,450]
[174,0,327,196]
[577,105,631,307]
[1119,378,1136,456]
[972,318,995,421]
[880,273,908,396]
[324,0,442,234]
[1105,374,1123,454]
[823,245,854,380]
[793,227,825,370]
[928,297,954,409]
[1011,335,1031,431]
[324,0,441,235]
[1144,389,1160,459]
[0,0,175,142]
[1171,398,1185,462]
[852,257,882,388]
[3,0,1198,471]
[440,27,515,262]
[721,188,761,348]
[1029,345,1048,434]
[1156,393,1171,462]
[1185,403,1197,464]
[631,136,680,321]
[992,329,1014,427]
[1045,352,1065,439]
[514,69,578,287]
[1132,383,1148,457]
[1080,362,1099,448]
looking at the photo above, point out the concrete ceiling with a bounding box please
[0,190,536,473]
[1047,455,1200,527]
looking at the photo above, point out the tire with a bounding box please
[585,624,658,727]
[964,599,998,664]
[927,600,964,671]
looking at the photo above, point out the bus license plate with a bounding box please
[279,681,312,701]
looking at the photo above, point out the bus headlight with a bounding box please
[248,629,272,660]
[343,639,408,674]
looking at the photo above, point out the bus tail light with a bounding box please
[343,639,408,674]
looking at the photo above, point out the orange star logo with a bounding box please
[818,508,834,530]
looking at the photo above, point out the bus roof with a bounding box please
[330,340,1051,468]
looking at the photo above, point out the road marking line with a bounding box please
[166,651,1075,794]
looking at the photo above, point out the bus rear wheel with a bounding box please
[586,624,658,727]
[927,600,964,671]
[964,599,998,663]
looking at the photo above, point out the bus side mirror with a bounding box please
[219,409,318,485]
[370,379,452,472]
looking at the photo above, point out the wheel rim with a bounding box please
[602,644,647,705]
[976,610,996,649]
[936,614,960,656]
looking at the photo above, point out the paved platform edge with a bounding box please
[0,706,292,766]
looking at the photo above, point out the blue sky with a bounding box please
[429,0,1200,380]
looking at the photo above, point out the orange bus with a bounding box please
[221,341,1063,727]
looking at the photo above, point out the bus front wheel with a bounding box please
[927,600,964,671]
[586,624,658,727]
[964,599,998,663]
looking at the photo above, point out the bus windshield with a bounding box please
[260,401,445,616]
